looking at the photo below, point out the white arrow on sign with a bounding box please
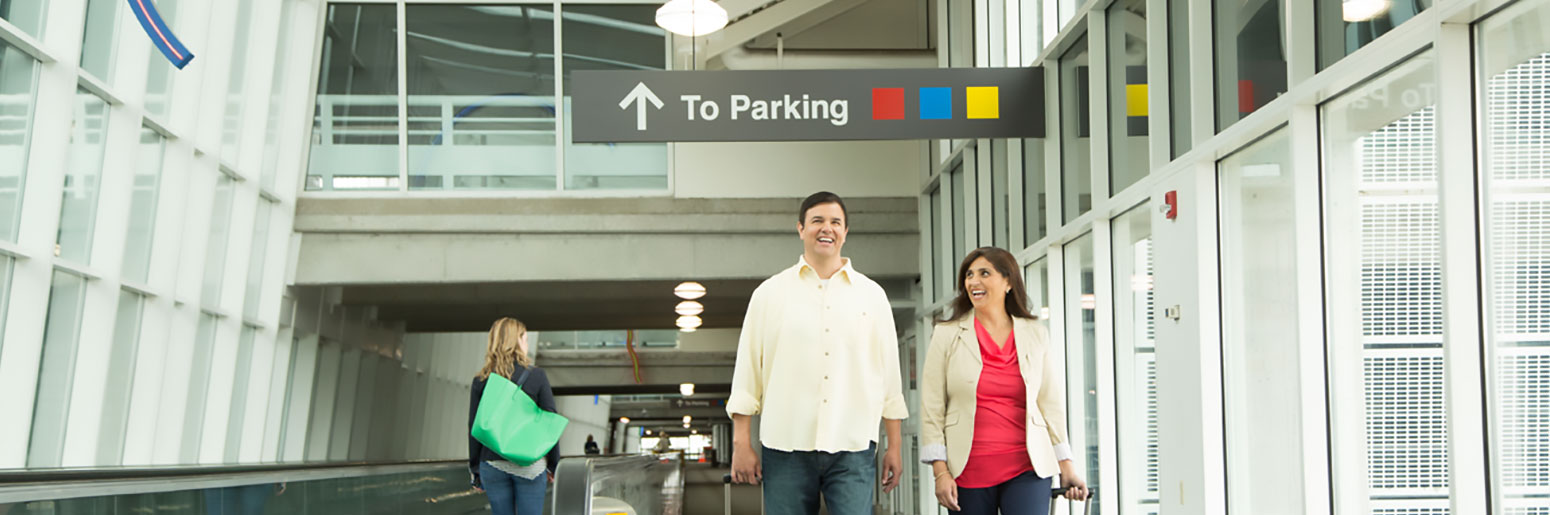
[618,82,664,131]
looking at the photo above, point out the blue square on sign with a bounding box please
[919,87,952,120]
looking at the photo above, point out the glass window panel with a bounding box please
[1322,54,1447,513]
[308,4,399,191]
[202,175,236,306]
[143,0,179,120]
[57,88,111,264]
[405,5,555,191]
[181,314,219,463]
[991,140,1009,248]
[259,0,292,192]
[1219,129,1302,514]
[0,0,45,38]
[28,270,88,468]
[123,127,165,285]
[1058,0,1079,33]
[562,5,667,191]
[98,290,145,465]
[224,326,257,463]
[1214,0,1285,130]
[1061,36,1092,223]
[1317,0,1431,70]
[1026,257,1050,321]
[243,202,272,320]
[0,43,38,243]
[1112,205,1156,515]
[0,257,11,354]
[80,0,119,81]
[1108,0,1149,194]
[951,162,970,260]
[1019,0,1044,61]
[949,0,974,68]
[1063,232,1100,513]
[1479,4,1550,511]
[1024,136,1047,244]
[931,186,947,302]
[1167,0,1191,158]
[221,0,256,160]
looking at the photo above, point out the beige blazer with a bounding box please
[919,315,1069,479]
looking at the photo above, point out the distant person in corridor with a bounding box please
[727,191,909,515]
[585,435,601,455]
[469,317,558,515]
[921,247,1088,515]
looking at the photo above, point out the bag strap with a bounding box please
[515,367,533,388]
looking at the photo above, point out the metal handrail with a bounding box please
[0,459,467,505]
[553,453,684,515]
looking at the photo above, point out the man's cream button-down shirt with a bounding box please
[726,256,909,453]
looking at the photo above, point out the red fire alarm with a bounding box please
[1163,191,1178,220]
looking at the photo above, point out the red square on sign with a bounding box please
[872,88,905,120]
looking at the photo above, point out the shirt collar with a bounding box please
[797,255,855,284]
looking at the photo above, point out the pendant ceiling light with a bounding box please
[656,0,729,37]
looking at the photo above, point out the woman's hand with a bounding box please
[934,473,960,511]
[1058,460,1089,501]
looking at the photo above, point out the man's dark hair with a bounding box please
[798,191,849,226]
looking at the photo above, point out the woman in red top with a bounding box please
[920,247,1089,514]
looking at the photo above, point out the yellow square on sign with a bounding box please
[966,87,999,119]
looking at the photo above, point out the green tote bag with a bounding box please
[471,368,569,466]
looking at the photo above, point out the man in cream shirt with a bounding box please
[727,191,909,515]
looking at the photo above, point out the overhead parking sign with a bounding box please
[571,67,1043,143]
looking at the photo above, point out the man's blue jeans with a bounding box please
[761,443,876,515]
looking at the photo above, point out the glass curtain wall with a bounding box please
[562,5,667,190]
[1063,233,1101,514]
[0,42,37,243]
[1112,205,1157,515]
[1215,0,1286,130]
[308,4,399,191]
[1218,130,1303,515]
[1323,53,1448,513]
[308,2,669,193]
[1479,2,1550,512]
[1108,0,1149,194]
[1062,37,1092,222]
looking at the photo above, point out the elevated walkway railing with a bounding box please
[554,452,684,515]
[0,459,486,514]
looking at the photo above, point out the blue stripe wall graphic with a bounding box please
[128,0,194,69]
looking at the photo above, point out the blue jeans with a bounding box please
[952,469,1053,515]
[761,443,876,515]
[479,461,547,515]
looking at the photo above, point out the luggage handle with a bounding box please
[1049,486,1093,515]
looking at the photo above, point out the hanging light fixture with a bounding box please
[676,315,703,330]
[655,0,729,37]
[674,281,706,300]
[675,301,704,316]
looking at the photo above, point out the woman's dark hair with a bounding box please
[798,191,849,226]
[942,247,1036,323]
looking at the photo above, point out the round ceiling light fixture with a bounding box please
[680,383,695,396]
[619,417,630,424]
[674,281,706,300]
[655,0,729,37]
[675,300,704,316]
[676,315,703,330]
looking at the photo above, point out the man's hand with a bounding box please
[732,443,762,485]
[880,446,902,492]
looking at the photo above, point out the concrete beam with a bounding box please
[537,350,735,390]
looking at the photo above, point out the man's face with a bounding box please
[798,202,848,259]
